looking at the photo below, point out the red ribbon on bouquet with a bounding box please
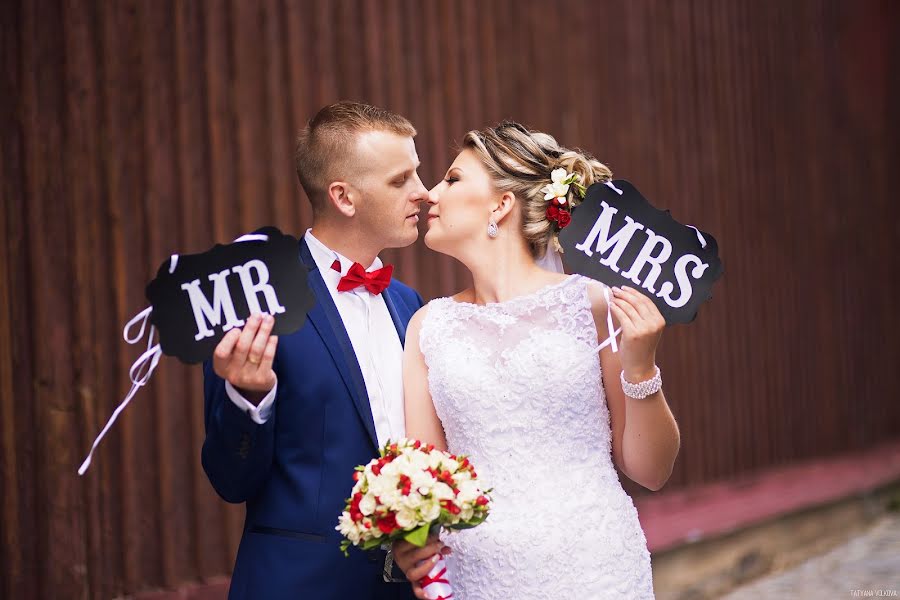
[420,556,454,600]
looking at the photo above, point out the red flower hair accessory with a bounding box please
[542,168,583,230]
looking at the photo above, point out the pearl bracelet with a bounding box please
[620,366,662,399]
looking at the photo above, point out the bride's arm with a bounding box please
[396,307,451,596]
[587,282,680,491]
[403,307,449,451]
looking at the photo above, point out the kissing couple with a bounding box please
[202,101,679,600]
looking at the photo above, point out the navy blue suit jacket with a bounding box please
[202,239,423,600]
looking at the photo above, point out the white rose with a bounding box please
[379,488,402,510]
[427,452,447,470]
[456,479,481,504]
[411,470,435,495]
[421,499,441,522]
[432,482,455,501]
[410,450,431,471]
[380,461,400,478]
[452,469,472,483]
[396,506,418,529]
[402,492,424,510]
[369,473,399,498]
[393,453,413,471]
[359,493,376,516]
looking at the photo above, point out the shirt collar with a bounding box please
[303,229,384,289]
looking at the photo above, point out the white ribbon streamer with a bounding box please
[686,225,707,248]
[79,232,272,475]
[597,286,622,353]
[535,246,620,353]
[604,180,624,195]
[234,233,268,243]
[78,307,162,475]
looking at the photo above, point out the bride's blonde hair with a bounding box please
[463,121,613,258]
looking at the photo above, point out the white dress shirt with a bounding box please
[226,229,406,447]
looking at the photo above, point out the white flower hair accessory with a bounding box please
[541,167,587,232]
[541,168,586,208]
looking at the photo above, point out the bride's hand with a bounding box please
[609,285,665,381]
[392,533,451,598]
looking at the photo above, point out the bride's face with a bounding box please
[424,150,497,256]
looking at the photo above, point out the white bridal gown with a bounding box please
[419,274,655,599]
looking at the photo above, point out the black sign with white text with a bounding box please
[559,180,723,324]
[146,227,314,363]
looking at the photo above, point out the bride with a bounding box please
[392,122,680,599]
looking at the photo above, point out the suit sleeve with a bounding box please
[200,360,276,503]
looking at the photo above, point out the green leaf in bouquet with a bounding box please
[360,536,384,552]
[403,523,431,547]
[452,512,488,530]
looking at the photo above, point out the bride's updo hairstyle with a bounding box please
[463,121,613,259]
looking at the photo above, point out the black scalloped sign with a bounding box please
[145,227,314,364]
[559,180,723,324]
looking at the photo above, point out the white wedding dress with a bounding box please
[418,274,655,599]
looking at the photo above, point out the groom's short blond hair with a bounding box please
[294,101,417,214]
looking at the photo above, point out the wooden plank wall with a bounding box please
[1,0,897,597]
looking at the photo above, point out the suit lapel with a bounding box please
[300,240,379,451]
[381,287,408,349]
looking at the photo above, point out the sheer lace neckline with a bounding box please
[446,274,579,309]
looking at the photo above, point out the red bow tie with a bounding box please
[334,260,393,295]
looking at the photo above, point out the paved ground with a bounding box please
[721,512,900,599]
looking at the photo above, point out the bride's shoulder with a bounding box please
[409,292,460,330]
[578,276,613,315]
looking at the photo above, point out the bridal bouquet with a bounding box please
[337,438,491,600]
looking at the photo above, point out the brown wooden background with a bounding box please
[2,0,898,597]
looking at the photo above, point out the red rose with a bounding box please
[440,499,461,515]
[546,204,560,221]
[350,492,364,522]
[398,474,412,496]
[439,470,455,486]
[377,512,398,534]
[557,209,571,228]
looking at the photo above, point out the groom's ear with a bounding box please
[326,181,356,217]
[492,191,517,224]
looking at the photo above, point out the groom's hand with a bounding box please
[213,313,278,405]
[393,533,451,598]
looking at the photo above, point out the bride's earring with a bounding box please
[487,219,499,238]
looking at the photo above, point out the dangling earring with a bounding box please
[487,220,499,238]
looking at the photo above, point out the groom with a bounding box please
[201,101,441,599]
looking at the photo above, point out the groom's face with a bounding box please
[349,131,427,250]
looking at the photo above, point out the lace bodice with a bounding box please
[419,274,654,599]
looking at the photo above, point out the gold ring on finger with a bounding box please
[248,356,260,365]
